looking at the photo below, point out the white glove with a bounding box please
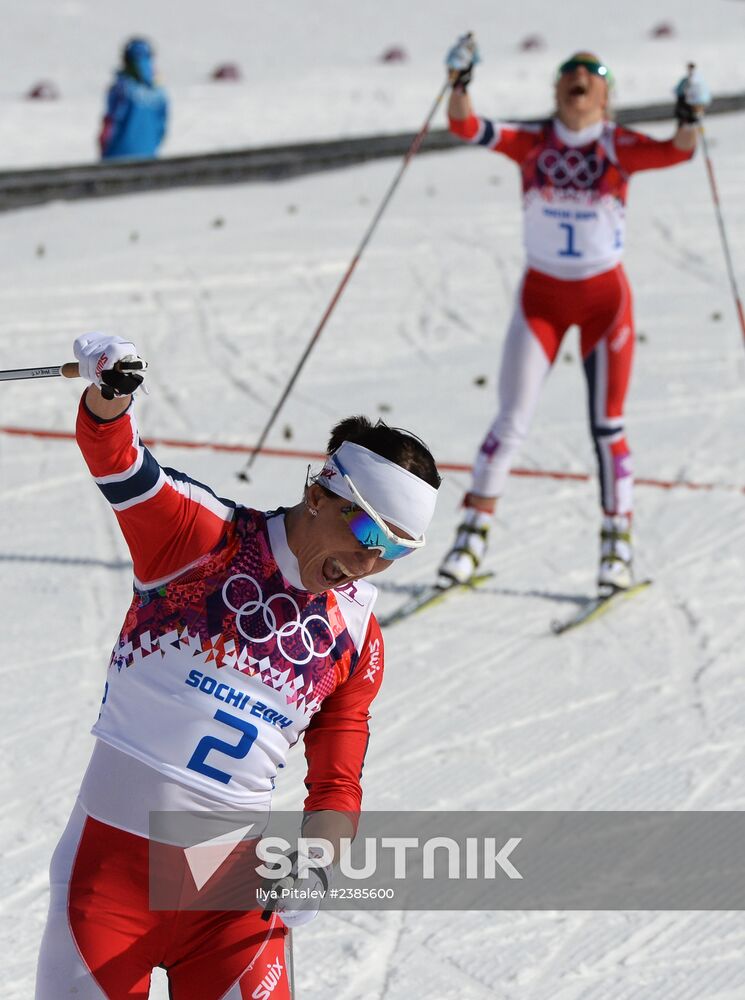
[445,32,481,74]
[676,70,711,109]
[74,332,147,396]
[267,864,330,930]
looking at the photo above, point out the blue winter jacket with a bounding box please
[100,72,168,160]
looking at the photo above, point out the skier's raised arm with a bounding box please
[612,70,711,173]
[73,332,234,590]
[673,68,710,151]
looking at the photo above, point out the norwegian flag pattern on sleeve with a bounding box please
[76,393,235,590]
[449,112,544,161]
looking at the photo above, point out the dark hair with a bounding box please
[326,416,441,489]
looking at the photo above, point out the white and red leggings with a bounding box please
[472,265,635,515]
[35,802,291,1000]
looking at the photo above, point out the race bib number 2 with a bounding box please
[187,709,258,785]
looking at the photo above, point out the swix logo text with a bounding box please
[364,637,382,684]
[95,353,109,378]
[252,957,284,999]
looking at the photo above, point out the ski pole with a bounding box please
[0,362,124,399]
[685,64,745,347]
[236,73,453,481]
[286,929,296,998]
[0,362,79,384]
[698,127,745,346]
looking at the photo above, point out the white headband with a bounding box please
[315,440,438,540]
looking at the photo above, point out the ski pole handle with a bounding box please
[0,361,116,398]
[61,361,116,398]
[61,362,114,396]
[447,31,476,84]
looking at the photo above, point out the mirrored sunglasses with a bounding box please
[340,506,417,560]
[330,454,425,561]
[558,57,611,81]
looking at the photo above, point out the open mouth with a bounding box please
[322,557,354,586]
[569,83,588,97]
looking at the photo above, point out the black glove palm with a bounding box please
[675,93,700,126]
[453,63,474,89]
[100,359,147,399]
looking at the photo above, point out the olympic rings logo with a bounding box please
[222,574,336,667]
[537,149,604,189]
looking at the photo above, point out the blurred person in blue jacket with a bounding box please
[99,37,168,160]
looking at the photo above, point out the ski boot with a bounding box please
[598,514,633,593]
[437,507,491,588]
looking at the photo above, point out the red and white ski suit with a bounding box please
[35,396,385,1000]
[450,112,694,513]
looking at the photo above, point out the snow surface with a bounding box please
[2,2,745,998]
[2,0,745,167]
